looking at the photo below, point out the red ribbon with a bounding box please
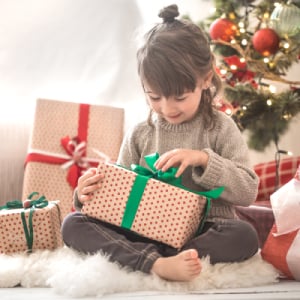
[25,103,98,189]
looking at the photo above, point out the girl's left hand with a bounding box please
[154,149,208,178]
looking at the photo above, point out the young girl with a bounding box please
[61,4,259,282]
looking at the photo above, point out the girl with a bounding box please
[62,4,259,282]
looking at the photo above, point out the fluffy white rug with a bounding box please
[0,247,278,298]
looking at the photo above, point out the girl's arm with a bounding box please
[192,115,259,207]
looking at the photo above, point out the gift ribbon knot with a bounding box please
[61,137,90,170]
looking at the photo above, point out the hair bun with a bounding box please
[158,4,179,23]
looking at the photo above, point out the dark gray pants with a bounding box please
[61,212,259,273]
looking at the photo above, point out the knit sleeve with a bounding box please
[117,121,149,168]
[192,112,259,207]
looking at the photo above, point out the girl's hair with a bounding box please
[137,4,222,128]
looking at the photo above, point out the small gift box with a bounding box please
[22,99,124,220]
[270,164,300,236]
[261,165,300,281]
[0,194,63,254]
[82,153,223,249]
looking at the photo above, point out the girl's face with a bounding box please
[144,82,204,125]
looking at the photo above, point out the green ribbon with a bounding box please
[1,192,48,252]
[121,153,224,234]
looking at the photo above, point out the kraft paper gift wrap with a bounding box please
[0,197,63,254]
[22,99,124,220]
[82,153,223,249]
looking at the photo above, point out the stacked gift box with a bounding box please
[0,198,63,254]
[22,99,124,220]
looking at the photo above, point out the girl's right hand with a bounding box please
[77,168,104,204]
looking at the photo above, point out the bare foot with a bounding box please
[151,249,202,281]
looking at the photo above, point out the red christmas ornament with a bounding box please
[209,18,238,42]
[252,28,280,56]
[223,55,247,71]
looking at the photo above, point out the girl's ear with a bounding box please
[203,70,213,89]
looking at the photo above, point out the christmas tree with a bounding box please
[198,0,300,151]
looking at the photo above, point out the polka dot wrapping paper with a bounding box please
[0,201,63,254]
[22,99,124,220]
[81,162,208,249]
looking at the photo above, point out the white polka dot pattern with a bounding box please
[22,99,124,220]
[0,201,63,254]
[82,163,207,249]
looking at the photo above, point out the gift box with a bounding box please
[261,224,300,281]
[269,164,300,235]
[22,99,124,220]
[0,200,63,254]
[261,165,300,281]
[82,153,223,249]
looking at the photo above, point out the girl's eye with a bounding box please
[149,95,161,101]
[175,96,187,101]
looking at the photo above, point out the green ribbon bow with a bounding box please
[0,192,48,252]
[121,153,224,236]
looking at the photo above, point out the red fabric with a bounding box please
[77,103,89,152]
[235,205,274,248]
[261,224,298,280]
[254,156,300,202]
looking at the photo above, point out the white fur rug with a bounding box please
[0,247,278,298]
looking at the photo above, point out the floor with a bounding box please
[1,281,300,300]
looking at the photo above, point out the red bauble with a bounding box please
[252,28,280,56]
[209,18,238,42]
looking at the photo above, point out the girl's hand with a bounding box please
[77,168,104,203]
[154,149,208,178]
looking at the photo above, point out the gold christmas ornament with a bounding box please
[270,3,300,36]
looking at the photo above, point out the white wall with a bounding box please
[0,0,299,204]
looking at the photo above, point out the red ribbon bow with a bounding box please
[60,136,92,188]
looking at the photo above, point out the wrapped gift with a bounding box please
[270,164,300,235]
[82,153,223,249]
[22,99,124,220]
[0,196,63,254]
[261,165,300,281]
[261,224,300,281]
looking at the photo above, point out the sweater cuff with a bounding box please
[73,189,83,211]
[192,148,223,189]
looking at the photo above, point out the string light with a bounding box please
[220,69,228,75]
[263,12,269,19]
[238,21,244,28]
[283,112,292,120]
[263,57,270,63]
[266,99,273,106]
[241,39,248,46]
[269,85,277,93]
[225,108,232,115]
[209,6,216,14]
[230,64,237,70]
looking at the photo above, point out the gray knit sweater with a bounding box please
[117,110,259,221]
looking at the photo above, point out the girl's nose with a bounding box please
[160,98,174,114]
